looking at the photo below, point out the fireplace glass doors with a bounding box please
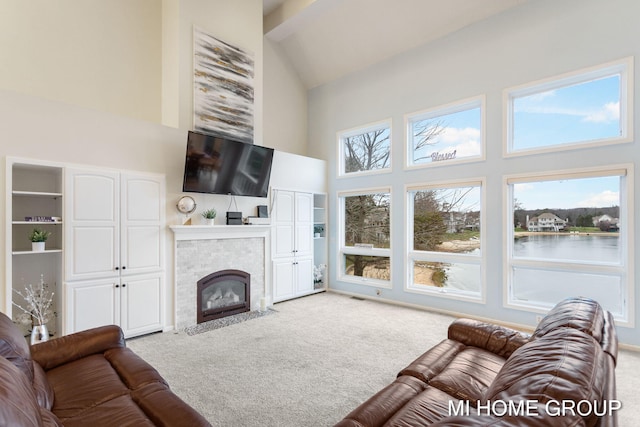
[197,269,250,323]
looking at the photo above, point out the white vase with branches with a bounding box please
[13,274,54,344]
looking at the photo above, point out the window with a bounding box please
[506,166,633,322]
[406,97,484,168]
[338,120,391,176]
[505,58,633,155]
[339,189,391,286]
[407,181,484,300]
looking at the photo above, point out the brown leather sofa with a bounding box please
[336,297,619,426]
[0,312,211,427]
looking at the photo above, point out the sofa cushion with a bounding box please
[0,356,43,427]
[448,318,530,359]
[384,386,463,426]
[334,375,427,427]
[398,339,466,383]
[430,347,506,404]
[484,327,606,426]
[104,347,167,389]
[532,297,604,342]
[0,311,35,382]
[33,361,54,409]
[46,354,130,420]
[58,394,155,427]
[132,381,214,427]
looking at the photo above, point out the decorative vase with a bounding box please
[30,324,49,345]
[32,242,45,252]
[206,218,215,226]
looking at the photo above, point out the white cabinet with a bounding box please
[273,257,314,302]
[273,191,313,258]
[271,189,322,303]
[65,274,163,338]
[64,168,165,337]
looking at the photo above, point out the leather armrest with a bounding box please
[31,325,125,371]
[448,318,530,358]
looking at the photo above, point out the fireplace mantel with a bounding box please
[170,224,271,241]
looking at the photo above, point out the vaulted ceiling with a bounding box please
[263,0,529,89]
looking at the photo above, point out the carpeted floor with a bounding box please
[127,292,638,426]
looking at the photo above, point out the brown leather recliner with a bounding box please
[335,297,619,426]
[0,312,211,426]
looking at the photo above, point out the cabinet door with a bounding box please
[295,257,314,295]
[120,274,162,338]
[273,259,295,302]
[272,190,295,258]
[120,174,164,276]
[295,192,313,257]
[65,169,119,281]
[65,279,119,334]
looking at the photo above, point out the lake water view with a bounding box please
[425,233,620,295]
[513,233,620,263]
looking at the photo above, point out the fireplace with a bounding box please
[197,269,251,323]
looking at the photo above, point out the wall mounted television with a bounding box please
[182,130,274,198]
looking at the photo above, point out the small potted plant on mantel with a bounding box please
[29,228,51,252]
[201,208,217,226]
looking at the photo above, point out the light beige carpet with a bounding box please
[127,292,638,426]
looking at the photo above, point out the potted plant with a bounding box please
[201,208,217,225]
[29,228,51,252]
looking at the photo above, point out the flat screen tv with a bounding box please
[182,130,274,198]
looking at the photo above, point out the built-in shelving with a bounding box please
[6,158,64,337]
[313,193,327,290]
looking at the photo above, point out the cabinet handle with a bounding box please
[115,267,119,270]
[122,284,126,288]
[122,266,126,270]
[115,284,120,288]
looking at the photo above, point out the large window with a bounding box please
[506,166,633,322]
[505,57,633,155]
[339,189,391,286]
[338,120,391,176]
[407,181,484,300]
[406,97,484,168]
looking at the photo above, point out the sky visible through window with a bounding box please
[513,75,621,150]
[411,105,481,164]
[514,176,620,210]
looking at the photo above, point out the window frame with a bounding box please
[338,187,393,288]
[503,165,634,325]
[503,57,634,157]
[405,95,486,170]
[405,178,486,302]
[337,119,393,178]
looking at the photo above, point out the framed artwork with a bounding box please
[193,27,254,143]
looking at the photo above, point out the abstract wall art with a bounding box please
[193,27,254,143]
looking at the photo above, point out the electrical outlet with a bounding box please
[535,315,543,323]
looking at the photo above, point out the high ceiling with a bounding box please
[263,0,528,89]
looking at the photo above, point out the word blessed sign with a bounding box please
[431,150,457,162]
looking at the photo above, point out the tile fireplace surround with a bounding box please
[170,225,270,330]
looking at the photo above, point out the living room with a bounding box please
[1,0,639,424]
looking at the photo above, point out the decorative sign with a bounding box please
[431,150,457,162]
[193,27,255,143]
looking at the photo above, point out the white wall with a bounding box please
[307,0,640,346]
[263,39,309,156]
[0,0,162,123]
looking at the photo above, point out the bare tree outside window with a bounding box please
[342,127,390,174]
[343,193,390,279]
